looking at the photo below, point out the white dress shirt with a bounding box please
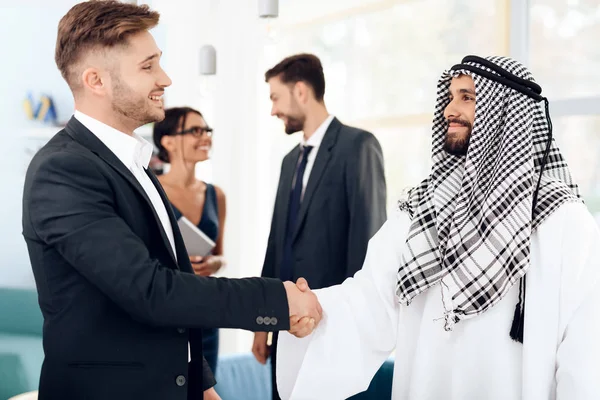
[278,201,600,399]
[74,110,177,260]
[298,115,334,199]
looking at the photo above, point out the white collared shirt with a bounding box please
[74,110,177,260]
[298,115,334,199]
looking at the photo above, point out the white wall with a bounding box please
[0,2,76,288]
[150,0,294,355]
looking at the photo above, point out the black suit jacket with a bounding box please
[261,117,387,288]
[21,117,289,400]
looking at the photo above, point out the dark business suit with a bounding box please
[22,117,289,400]
[262,117,387,399]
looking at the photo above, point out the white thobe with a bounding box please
[277,202,600,400]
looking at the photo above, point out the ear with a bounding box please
[81,67,109,96]
[294,81,310,104]
[160,135,176,153]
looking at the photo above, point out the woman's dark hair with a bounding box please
[153,107,203,163]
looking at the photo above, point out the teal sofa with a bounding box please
[0,288,43,400]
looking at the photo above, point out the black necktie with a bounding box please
[280,145,313,282]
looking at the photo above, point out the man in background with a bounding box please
[253,53,387,400]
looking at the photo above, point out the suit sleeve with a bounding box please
[25,151,290,331]
[344,131,387,278]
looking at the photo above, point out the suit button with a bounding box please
[177,328,186,334]
[271,317,278,325]
[256,316,264,325]
[263,316,271,325]
[175,375,186,386]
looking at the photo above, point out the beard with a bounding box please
[110,72,164,128]
[443,118,472,156]
[284,114,305,135]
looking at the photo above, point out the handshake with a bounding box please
[284,277,323,338]
[252,278,322,365]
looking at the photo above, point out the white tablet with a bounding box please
[177,216,216,257]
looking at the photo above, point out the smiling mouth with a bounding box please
[148,94,164,105]
[448,124,467,130]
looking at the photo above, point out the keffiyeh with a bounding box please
[396,56,581,337]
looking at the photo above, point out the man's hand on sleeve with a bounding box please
[285,278,321,338]
[252,331,271,364]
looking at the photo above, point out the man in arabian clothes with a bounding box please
[275,55,600,400]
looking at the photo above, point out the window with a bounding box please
[529,0,600,214]
[266,0,508,211]
[530,0,600,99]
[552,115,600,211]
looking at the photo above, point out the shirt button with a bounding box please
[256,316,264,325]
[177,328,186,334]
[270,317,278,325]
[175,375,186,386]
[263,316,271,325]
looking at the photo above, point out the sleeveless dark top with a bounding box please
[171,183,219,246]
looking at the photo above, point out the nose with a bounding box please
[157,66,172,88]
[444,99,459,120]
[270,104,278,117]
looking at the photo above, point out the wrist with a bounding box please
[283,281,297,314]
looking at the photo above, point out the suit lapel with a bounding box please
[292,118,342,241]
[64,117,179,267]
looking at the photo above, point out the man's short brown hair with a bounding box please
[55,0,160,91]
[265,53,326,101]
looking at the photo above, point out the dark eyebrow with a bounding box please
[458,88,476,96]
[139,51,163,65]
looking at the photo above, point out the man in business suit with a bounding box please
[252,53,387,399]
[21,2,321,400]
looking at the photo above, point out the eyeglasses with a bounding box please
[173,126,214,138]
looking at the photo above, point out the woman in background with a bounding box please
[153,107,226,374]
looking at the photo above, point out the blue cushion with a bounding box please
[214,353,272,400]
[214,353,394,400]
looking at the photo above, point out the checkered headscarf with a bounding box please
[396,56,581,333]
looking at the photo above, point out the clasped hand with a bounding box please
[252,278,321,365]
[284,278,322,338]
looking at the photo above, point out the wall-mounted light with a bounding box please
[258,0,278,43]
[258,0,278,18]
[199,45,217,76]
